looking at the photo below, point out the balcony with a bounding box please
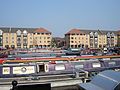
[0,35,2,37]
[94,36,98,38]
[23,43,27,46]
[90,36,93,38]
[17,35,21,37]
[23,35,27,37]
[17,43,21,46]
[0,43,2,46]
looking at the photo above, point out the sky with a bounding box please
[0,0,120,37]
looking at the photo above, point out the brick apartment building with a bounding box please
[65,29,118,49]
[0,27,52,49]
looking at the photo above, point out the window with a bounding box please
[92,63,101,68]
[108,62,116,66]
[0,30,3,35]
[71,37,73,39]
[95,38,98,40]
[94,32,98,37]
[71,33,75,35]
[6,41,8,43]
[47,37,50,39]
[29,45,33,48]
[75,64,84,69]
[47,41,50,43]
[46,33,50,35]
[71,45,74,48]
[90,32,93,36]
[37,33,40,35]
[11,33,14,36]
[55,64,65,70]
[17,30,21,35]
[0,37,2,44]
[107,32,110,37]
[23,30,27,35]
[111,32,115,37]
[23,39,27,43]
[71,41,73,43]
[17,38,21,41]
[12,37,14,39]
[30,41,32,43]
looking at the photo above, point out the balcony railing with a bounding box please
[23,35,27,37]
[17,43,21,46]
[0,35,2,37]
[23,43,27,46]
[17,35,21,37]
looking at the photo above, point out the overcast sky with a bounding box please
[0,0,120,37]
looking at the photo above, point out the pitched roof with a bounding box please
[0,27,10,33]
[11,28,37,33]
[65,28,118,35]
[65,29,86,34]
[34,28,51,34]
[0,27,51,34]
[117,30,120,35]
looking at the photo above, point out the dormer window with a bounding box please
[23,30,27,35]
[17,30,21,36]
[111,32,115,37]
[94,32,98,37]
[90,32,93,36]
[107,32,110,37]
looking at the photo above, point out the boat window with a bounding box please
[108,62,116,66]
[92,63,101,68]
[55,64,65,70]
[55,61,68,63]
[75,64,84,69]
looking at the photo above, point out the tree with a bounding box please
[51,38,57,48]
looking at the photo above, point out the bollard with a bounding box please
[11,80,18,90]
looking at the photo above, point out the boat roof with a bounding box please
[79,70,120,90]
